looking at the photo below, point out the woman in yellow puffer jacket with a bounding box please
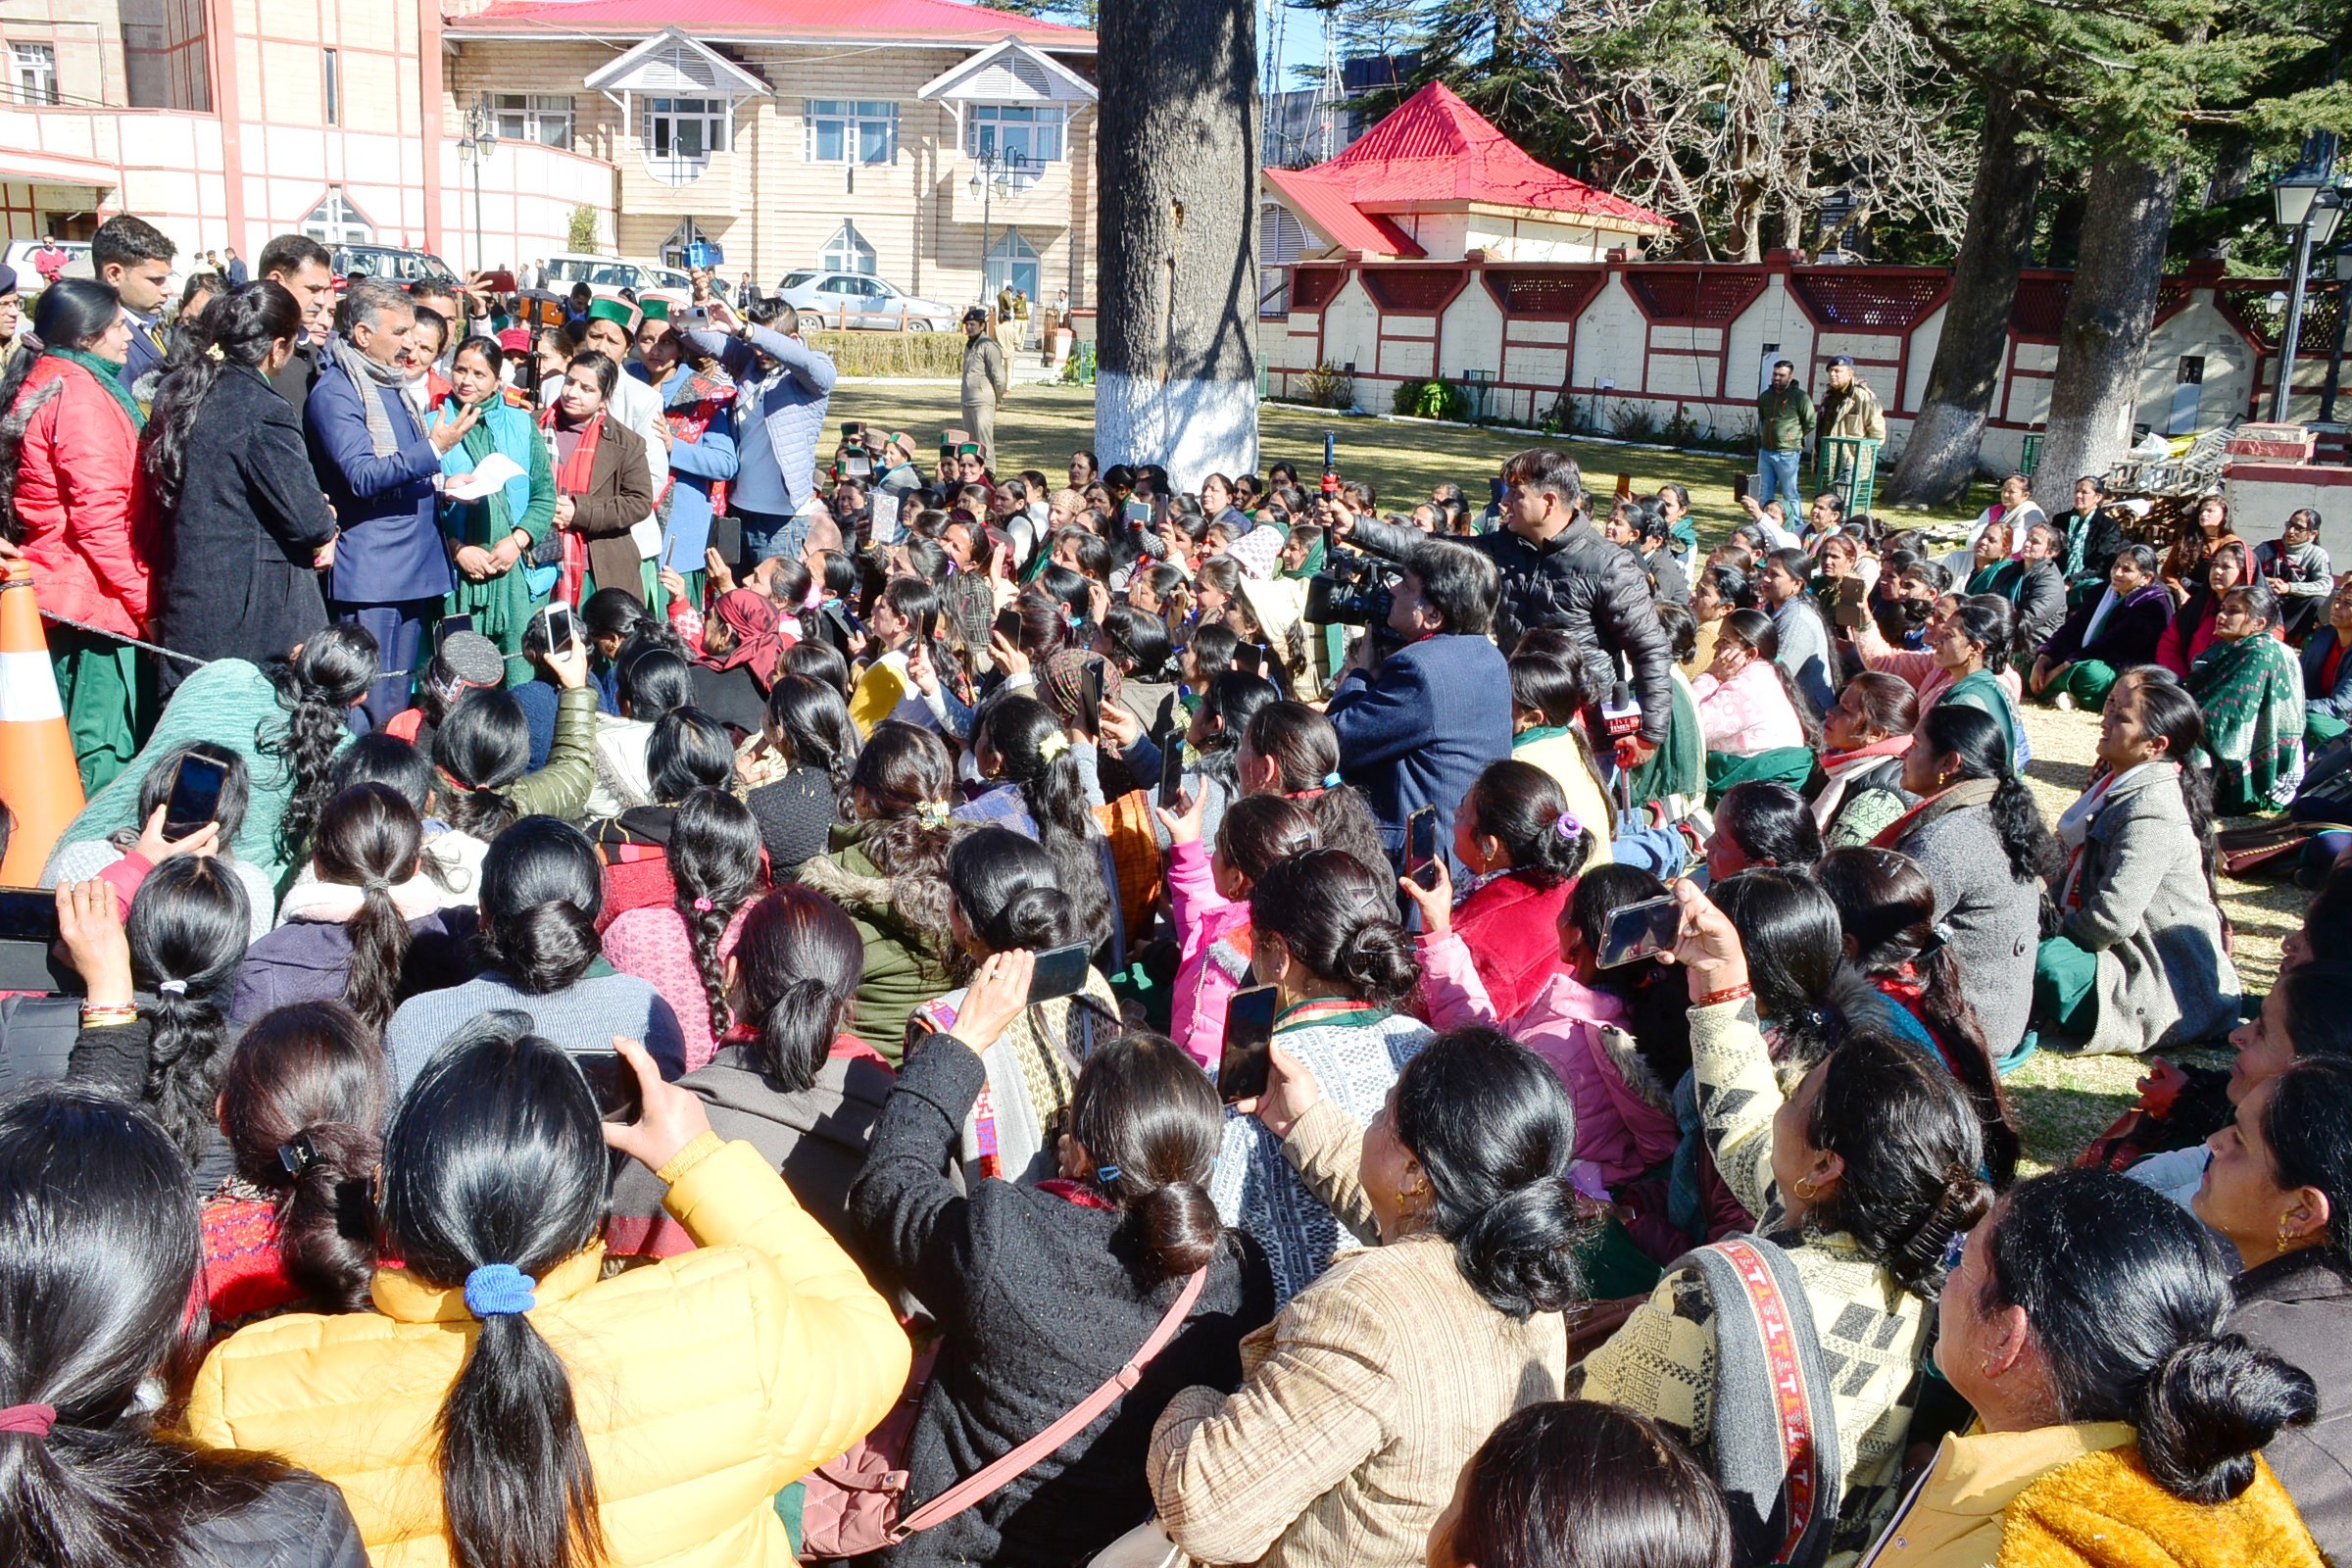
[183,1013,910,1568]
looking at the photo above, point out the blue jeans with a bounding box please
[735,507,808,570]
[1757,448,1802,511]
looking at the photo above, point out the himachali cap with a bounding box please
[957,442,982,458]
[585,296,641,332]
[638,298,671,322]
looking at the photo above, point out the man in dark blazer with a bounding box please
[305,276,468,729]
[260,233,335,419]
[1326,537,1514,879]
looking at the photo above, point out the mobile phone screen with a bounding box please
[438,612,474,648]
[0,888,60,945]
[575,1052,644,1123]
[546,603,577,655]
[1157,727,1185,808]
[1218,984,1281,1104]
[1080,658,1105,726]
[845,452,872,478]
[1405,807,1440,890]
[1733,472,1750,504]
[162,756,229,843]
[1025,941,1093,1005]
[994,606,1024,645]
[1123,499,1152,527]
[1596,895,1684,968]
[923,607,943,645]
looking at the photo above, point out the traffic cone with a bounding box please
[0,558,86,885]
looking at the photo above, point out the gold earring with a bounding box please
[2279,1219,2302,1253]
[1793,1174,1819,1202]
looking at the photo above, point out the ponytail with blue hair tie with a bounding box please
[464,1262,537,1318]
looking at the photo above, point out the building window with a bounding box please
[321,48,338,124]
[985,227,1041,304]
[805,100,897,165]
[493,93,573,150]
[301,187,372,247]
[966,105,1064,165]
[820,221,877,276]
[10,42,58,106]
[644,96,726,182]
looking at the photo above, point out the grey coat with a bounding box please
[1898,790,2042,1055]
[2229,1250,2352,1563]
[2058,760,2239,1055]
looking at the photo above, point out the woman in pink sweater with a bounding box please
[1159,789,1318,1070]
[601,788,764,1069]
[1691,609,1809,756]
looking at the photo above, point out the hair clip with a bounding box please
[277,1132,319,1178]
[1321,770,1342,788]
[156,979,188,996]
[1095,1164,1121,1185]
[1554,811,1584,840]
[915,800,951,828]
[693,897,715,913]
[1038,731,1071,762]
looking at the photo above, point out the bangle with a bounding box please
[1694,981,1753,1008]
[80,1003,139,1027]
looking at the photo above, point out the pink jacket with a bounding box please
[1854,623,2024,731]
[1417,930,1680,1186]
[9,355,151,638]
[1691,660,1805,756]
[1167,839,1251,1071]
[602,903,751,1071]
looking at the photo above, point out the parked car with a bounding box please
[331,245,460,285]
[542,253,692,310]
[776,270,958,331]
[2,237,92,295]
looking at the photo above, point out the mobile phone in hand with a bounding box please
[545,602,578,656]
[1733,472,1750,505]
[1218,984,1281,1104]
[574,1052,644,1123]
[1025,941,1093,1004]
[1405,807,1441,891]
[437,612,474,649]
[0,888,61,945]
[1596,895,1683,968]
[1080,657,1105,729]
[162,755,229,843]
[1123,498,1152,529]
[1157,727,1185,808]
[994,605,1024,645]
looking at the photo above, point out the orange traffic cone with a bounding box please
[0,558,86,884]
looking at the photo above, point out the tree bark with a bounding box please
[1095,0,1260,486]
[1885,90,2045,507]
[2033,150,2185,513]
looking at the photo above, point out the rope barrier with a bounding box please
[0,580,211,668]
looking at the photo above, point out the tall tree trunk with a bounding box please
[2033,150,2185,513]
[1885,91,2046,507]
[1096,0,1260,486]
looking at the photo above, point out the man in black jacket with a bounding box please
[1339,447,1674,762]
[258,232,335,418]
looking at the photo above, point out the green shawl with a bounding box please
[2189,632,2306,813]
[49,346,145,429]
[1627,667,1706,806]
[1939,666,2025,769]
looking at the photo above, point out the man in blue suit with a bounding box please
[1326,537,1514,878]
[306,276,471,728]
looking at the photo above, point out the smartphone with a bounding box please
[1233,643,1263,678]
[0,888,60,945]
[1733,472,1750,504]
[1489,476,1505,505]
[1080,657,1106,727]
[844,451,872,479]
[1218,984,1281,1104]
[437,612,474,648]
[1123,498,1152,529]
[162,755,229,843]
[1025,941,1093,1005]
[545,602,577,656]
[922,607,943,645]
[1157,726,1185,808]
[994,605,1025,644]
[1834,577,1868,631]
[574,1052,644,1123]
[1405,806,1441,891]
[1596,895,1684,968]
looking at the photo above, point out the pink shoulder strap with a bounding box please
[889,1267,1209,1542]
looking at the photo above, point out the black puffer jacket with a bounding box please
[1350,514,1676,743]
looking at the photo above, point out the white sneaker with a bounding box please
[2052,691,2077,711]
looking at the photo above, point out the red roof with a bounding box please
[1263,168,1424,258]
[449,0,1093,45]
[1276,81,1668,245]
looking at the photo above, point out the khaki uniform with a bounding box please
[960,331,1009,467]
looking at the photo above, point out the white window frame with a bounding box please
[819,221,878,276]
[10,41,57,107]
[301,187,372,248]
[494,92,574,150]
[804,100,898,166]
[643,95,726,182]
[965,104,1064,165]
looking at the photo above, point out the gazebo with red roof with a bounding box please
[1262,82,1672,266]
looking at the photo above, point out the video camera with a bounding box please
[1303,547,1395,628]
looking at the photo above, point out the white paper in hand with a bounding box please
[445,452,526,502]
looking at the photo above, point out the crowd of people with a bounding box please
[1,212,2351,1568]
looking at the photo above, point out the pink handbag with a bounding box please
[798,1268,1207,1558]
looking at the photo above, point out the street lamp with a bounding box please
[967,146,1028,316]
[2271,172,2342,422]
[458,96,499,277]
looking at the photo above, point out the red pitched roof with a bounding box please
[449,0,1093,46]
[1295,81,1667,233]
[1263,168,1424,258]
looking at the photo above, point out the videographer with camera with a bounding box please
[1332,446,1674,770]
[1323,536,1513,879]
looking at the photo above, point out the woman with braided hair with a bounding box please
[603,789,767,1072]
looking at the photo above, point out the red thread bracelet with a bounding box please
[1695,982,1753,1008]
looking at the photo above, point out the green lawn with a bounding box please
[833,378,2265,1175]
[829,381,1991,526]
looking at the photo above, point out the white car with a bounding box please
[776,270,958,331]
[2,237,91,294]
[542,253,693,310]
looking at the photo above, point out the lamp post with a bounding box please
[458,96,498,277]
[2271,172,2343,423]
[966,146,1027,311]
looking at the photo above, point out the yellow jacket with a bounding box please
[184,1135,910,1568]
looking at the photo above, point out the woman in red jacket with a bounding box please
[0,277,153,792]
